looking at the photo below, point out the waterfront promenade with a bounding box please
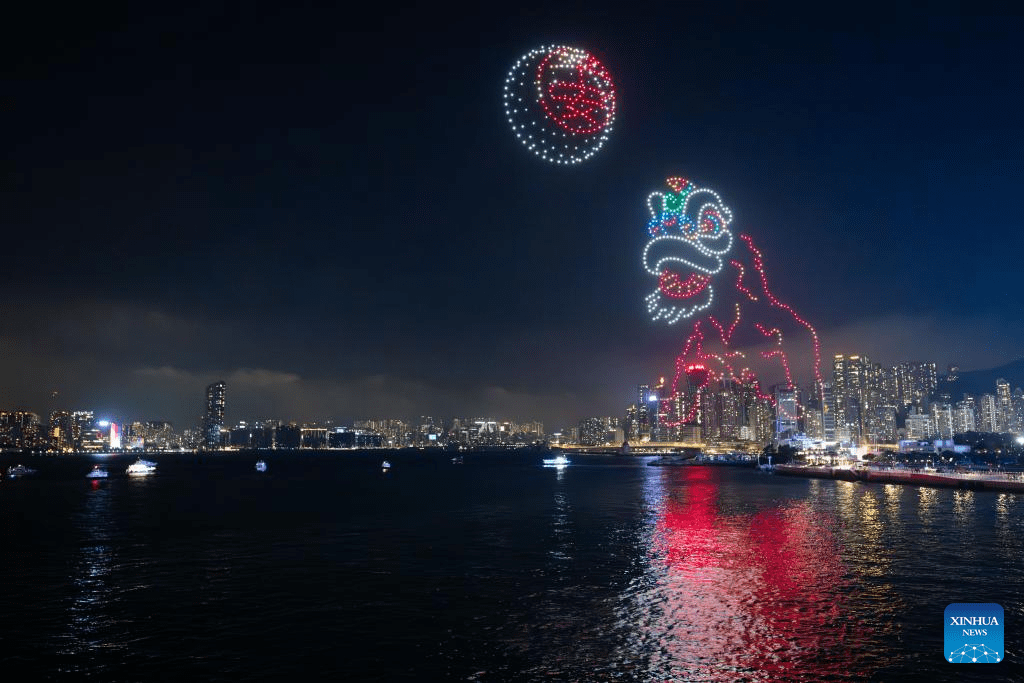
[774,463,1024,493]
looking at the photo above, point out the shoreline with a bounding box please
[773,463,1024,493]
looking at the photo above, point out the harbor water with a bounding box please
[1,452,1021,681]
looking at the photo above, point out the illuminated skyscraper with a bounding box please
[773,385,799,439]
[636,384,653,440]
[833,354,872,443]
[894,361,937,410]
[930,403,954,440]
[979,394,999,433]
[203,381,227,448]
[72,410,94,450]
[0,411,41,448]
[996,379,1012,432]
[49,410,73,451]
[819,382,837,442]
[953,397,977,435]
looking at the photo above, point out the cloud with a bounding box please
[134,366,301,387]
[818,313,1024,371]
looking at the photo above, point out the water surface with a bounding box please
[1,452,1020,681]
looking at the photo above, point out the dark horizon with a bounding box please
[5,1,1024,428]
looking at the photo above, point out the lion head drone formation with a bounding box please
[641,177,823,423]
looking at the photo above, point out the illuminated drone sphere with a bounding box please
[503,45,617,165]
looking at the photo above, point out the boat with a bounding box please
[255,460,267,472]
[451,455,463,464]
[86,465,108,479]
[6,464,38,478]
[126,458,157,476]
[542,455,570,467]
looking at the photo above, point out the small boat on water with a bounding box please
[451,455,464,464]
[6,464,38,478]
[126,458,157,476]
[86,465,108,479]
[255,460,267,472]
[381,460,392,471]
[542,455,570,467]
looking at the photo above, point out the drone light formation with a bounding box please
[503,45,616,165]
[642,177,734,324]
[641,178,823,426]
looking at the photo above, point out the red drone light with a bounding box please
[536,47,615,136]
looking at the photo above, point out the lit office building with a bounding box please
[0,411,41,448]
[49,410,74,452]
[578,417,606,446]
[996,379,1012,433]
[203,381,227,449]
[773,385,799,439]
[819,382,836,442]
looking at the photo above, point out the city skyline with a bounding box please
[6,3,1024,429]
[4,355,1024,452]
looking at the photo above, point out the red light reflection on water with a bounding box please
[648,467,859,680]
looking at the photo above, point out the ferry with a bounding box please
[542,455,570,467]
[381,460,392,471]
[6,464,38,478]
[86,465,108,479]
[255,460,268,472]
[126,458,157,476]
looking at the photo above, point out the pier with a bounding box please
[774,464,1024,493]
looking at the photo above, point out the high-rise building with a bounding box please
[72,411,95,450]
[873,406,898,443]
[636,384,653,440]
[820,382,836,442]
[203,381,227,448]
[1012,389,1024,434]
[804,408,824,440]
[905,410,933,439]
[996,379,1012,433]
[833,354,873,443]
[930,403,954,440]
[894,361,937,410]
[953,398,977,435]
[0,411,41,448]
[48,410,74,451]
[979,394,999,433]
[577,417,605,446]
[773,385,799,439]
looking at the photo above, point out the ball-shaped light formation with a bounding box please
[503,45,616,165]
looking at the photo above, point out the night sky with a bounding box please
[5,1,1024,429]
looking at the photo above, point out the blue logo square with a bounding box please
[945,603,1004,663]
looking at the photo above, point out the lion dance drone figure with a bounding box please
[642,178,823,428]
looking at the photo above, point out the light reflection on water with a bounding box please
[62,479,124,665]
[620,466,866,681]
[2,453,1023,681]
